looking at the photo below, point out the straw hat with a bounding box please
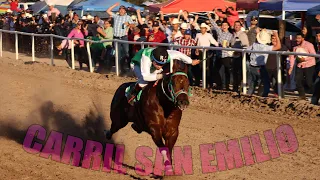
[180,22,188,29]
[26,13,32,18]
[6,9,13,13]
[200,23,210,31]
[131,15,137,20]
[172,18,181,25]
[81,16,87,20]
[43,14,48,18]
[295,47,308,59]
[48,3,54,6]
[256,29,271,45]
[86,15,94,20]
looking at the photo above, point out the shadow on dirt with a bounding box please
[0,101,163,180]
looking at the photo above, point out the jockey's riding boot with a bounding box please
[128,84,141,106]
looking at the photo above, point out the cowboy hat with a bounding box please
[200,23,210,31]
[81,16,87,20]
[6,9,13,13]
[86,15,94,20]
[256,29,271,45]
[172,18,181,25]
[180,22,188,30]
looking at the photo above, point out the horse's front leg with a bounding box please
[164,109,182,174]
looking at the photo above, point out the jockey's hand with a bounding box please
[192,59,201,66]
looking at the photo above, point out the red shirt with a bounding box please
[148,30,166,43]
[10,1,18,11]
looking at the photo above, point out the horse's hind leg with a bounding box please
[105,116,128,140]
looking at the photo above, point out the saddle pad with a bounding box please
[125,85,143,102]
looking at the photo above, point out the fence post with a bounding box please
[32,34,35,62]
[115,41,119,76]
[276,54,283,99]
[50,35,54,65]
[15,31,18,60]
[141,43,144,49]
[71,39,75,69]
[202,48,206,89]
[170,45,173,73]
[0,31,2,57]
[86,41,94,73]
[242,52,247,94]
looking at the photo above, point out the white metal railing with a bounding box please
[1,29,320,99]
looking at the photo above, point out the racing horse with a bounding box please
[105,59,192,174]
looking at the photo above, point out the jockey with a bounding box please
[126,46,200,105]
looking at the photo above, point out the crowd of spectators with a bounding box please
[0,2,319,105]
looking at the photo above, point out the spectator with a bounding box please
[175,29,197,84]
[170,18,183,42]
[247,29,281,97]
[289,33,316,101]
[148,21,166,44]
[265,35,289,97]
[312,31,320,105]
[195,23,219,87]
[247,16,259,46]
[107,2,134,76]
[9,0,19,14]
[230,21,249,93]
[94,15,104,28]
[208,12,233,90]
[48,4,61,18]
[215,7,239,28]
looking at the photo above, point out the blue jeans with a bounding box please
[248,65,270,97]
[114,36,129,72]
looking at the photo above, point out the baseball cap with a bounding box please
[119,5,126,10]
[153,21,159,27]
[185,29,191,35]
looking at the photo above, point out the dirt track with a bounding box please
[0,51,320,180]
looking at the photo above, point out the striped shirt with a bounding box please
[111,12,133,37]
[209,19,233,58]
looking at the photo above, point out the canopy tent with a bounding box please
[236,0,258,10]
[71,0,143,12]
[29,0,74,15]
[159,0,236,14]
[283,0,320,11]
[0,2,10,14]
[307,4,320,15]
[259,0,283,11]
[147,0,175,12]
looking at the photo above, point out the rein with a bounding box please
[161,72,192,104]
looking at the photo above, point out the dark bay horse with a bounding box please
[105,59,191,175]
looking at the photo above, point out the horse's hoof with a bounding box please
[165,165,174,175]
[104,130,112,140]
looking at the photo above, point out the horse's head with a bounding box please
[165,59,191,111]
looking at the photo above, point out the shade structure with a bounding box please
[259,0,283,11]
[71,0,144,11]
[307,4,320,15]
[160,0,236,14]
[148,0,175,12]
[29,0,73,15]
[283,0,320,11]
[236,0,258,10]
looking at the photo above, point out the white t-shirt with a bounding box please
[195,32,219,48]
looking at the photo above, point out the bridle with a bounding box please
[161,72,192,104]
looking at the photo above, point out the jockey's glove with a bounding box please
[156,74,163,80]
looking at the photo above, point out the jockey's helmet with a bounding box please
[151,47,168,65]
